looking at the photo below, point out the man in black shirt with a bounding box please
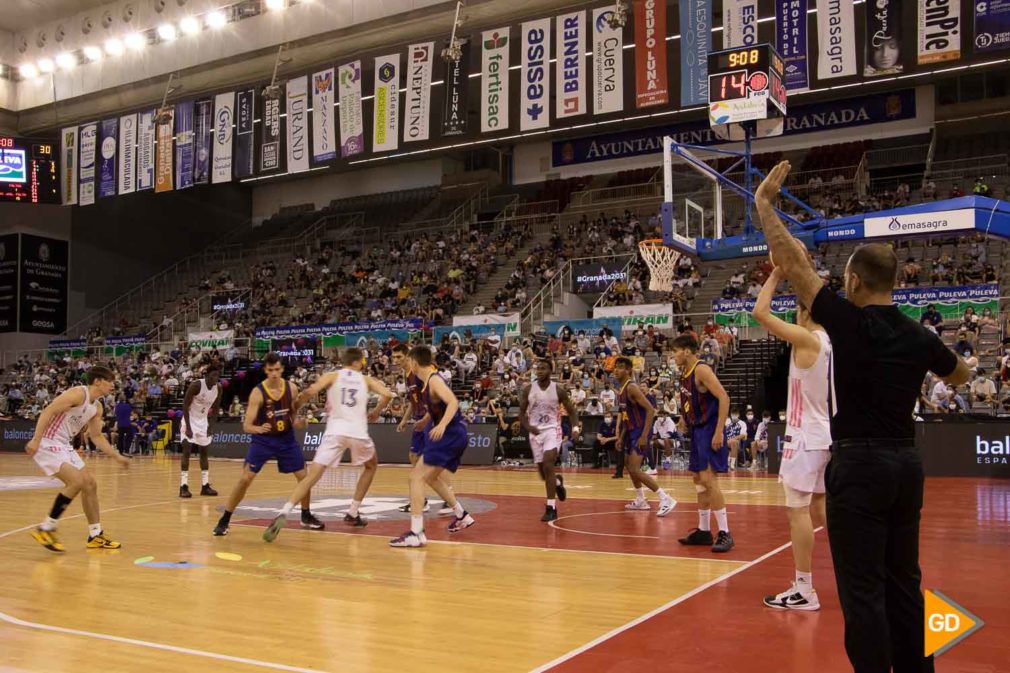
[756,161,969,673]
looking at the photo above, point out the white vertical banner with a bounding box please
[723,0,759,48]
[78,122,97,206]
[404,42,435,142]
[286,76,309,173]
[311,69,337,162]
[917,0,961,64]
[555,11,587,118]
[60,126,78,205]
[481,27,511,133]
[372,54,400,153]
[338,61,365,157]
[521,19,551,131]
[137,111,156,191]
[212,92,234,184]
[118,113,137,195]
[593,7,624,114]
[816,0,858,78]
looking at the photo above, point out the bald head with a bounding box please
[847,244,897,294]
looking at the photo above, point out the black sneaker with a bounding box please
[344,514,367,527]
[678,528,714,546]
[200,484,218,496]
[611,473,623,479]
[712,530,735,553]
[301,512,325,530]
[556,475,567,502]
[398,498,429,513]
[179,484,192,498]
[541,506,558,522]
[212,520,229,536]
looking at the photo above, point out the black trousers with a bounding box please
[116,426,134,454]
[826,443,934,673]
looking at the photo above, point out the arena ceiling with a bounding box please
[0,0,111,33]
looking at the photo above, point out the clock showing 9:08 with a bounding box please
[707,44,787,127]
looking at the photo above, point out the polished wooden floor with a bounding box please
[0,452,1006,673]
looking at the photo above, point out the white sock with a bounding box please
[410,515,424,534]
[698,509,711,532]
[656,488,668,499]
[279,502,294,516]
[729,456,737,468]
[201,470,209,486]
[349,500,361,516]
[547,499,556,508]
[796,570,813,594]
[88,523,102,537]
[180,471,188,487]
[453,502,465,517]
[40,517,57,532]
[714,508,729,533]
[635,487,645,500]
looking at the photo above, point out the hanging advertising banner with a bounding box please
[212,91,234,184]
[592,8,624,114]
[556,11,586,118]
[78,122,97,206]
[481,27,511,132]
[261,94,283,173]
[18,234,69,334]
[286,76,309,173]
[917,0,961,64]
[776,0,810,90]
[193,99,213,185]
[865,0,904,76]
[520,19,551,131]
[442,40,470,136]
[338,61,365,157]
[633,0,668,108]
[98,118,118,199]
[0,233,16,333]
[137,111,155,191]
[974,0,1010,52]
[118,114,136,195]
[593,303,675,331]
[311,70,337,160]
[234,89,256,179]
[373,54,401,152]
[723,0,758,48]
[404,44,434,142]
[187,330,235,352]
[174,101,194,190]
[679,0,711,106]
[155,109,174,193]
[816,0,857,79]
[60,126,78,205]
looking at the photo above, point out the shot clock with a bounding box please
[0,136,60,204]
[707,44,787,141]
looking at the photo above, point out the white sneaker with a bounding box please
[762,584,820,611]
[437,505,455,516]
[656,495,677,517]
[389,530,428,548]
[625,499,650,511]
[644,467,658,475]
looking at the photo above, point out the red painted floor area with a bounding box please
[544,478,1010,673]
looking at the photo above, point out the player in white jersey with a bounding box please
[25,366,130,552]
[179,365,222,498]
[520,359,579,522]
[263,348,393,542]
[753,265,832,611]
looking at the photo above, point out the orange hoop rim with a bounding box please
[638,238,669,248]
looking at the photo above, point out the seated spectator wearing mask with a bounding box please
[652,410,680,470]
[585,397,605,415]
[593,413,619,471]
[919,304,943,335]
[969,369,997,409]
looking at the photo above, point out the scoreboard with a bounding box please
[707,44,787,140]
[0,136,60,204]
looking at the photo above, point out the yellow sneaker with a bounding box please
[86,532,121,549]
[30,527,66,553]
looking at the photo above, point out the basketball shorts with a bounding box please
[530,428,562,463]
[688,423,729,473]
[314,434,376,467]
[245,437,306,474]
[33,439,86,476]
[410,429,426,455]
[780,448,831,504]
[422,422,468,473]
[180,415,212,447]
[624,427,654,457]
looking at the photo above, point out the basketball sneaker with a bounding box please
[437,504,455,516]
[301,512,325,530]
[556,475,567,501]
[212,521,229,536]
[200,484,218,496]
[678,528,714,545]
[179,484,192,498]
[656,494,678,517]
[30,527,65,553]
[763,585,820,611]
[399,498,430,513]
[263,514,286,542]
[448,512,475,533]
[389,531,428,547]
[644,466,659,476]
[86,532,121,549]
[712,530,735,553]
[541,506,558,522]
[625,498,650,511]
[344,514,368,527]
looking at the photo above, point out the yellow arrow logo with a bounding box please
[925,590,984,657]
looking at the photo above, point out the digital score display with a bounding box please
[708,44,787,129]
[0,136,60,204]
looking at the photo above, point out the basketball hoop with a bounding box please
[638,239,681,292]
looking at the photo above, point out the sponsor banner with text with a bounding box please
[234,90,256,179]
[481,28,511,132]
[633,0,669,108]
[543,317,624,337]
[679,0,711,106]
[212,91,234,184]
[373,54,401,152]
[78,122,97,205]
[974,0,1010,52]
[723,0,758,48]
[0,233,18,332]
[556,11,587,118]
[18,234,68,334]
[261,94,283,173]
[286,76,310,173]
[572,260,629,293]
[776,0,810,90]
[593,303,674,330]
[918,0,961,64]
[404,45,434,142]
[187,330,234,351]
[865,0,905,76]
[338,61,365,157]
[816,0,857,79]
[592,7,624,114]
[174,101,194,190]
[155,109,174,193]
[312,69,337,161]
[60,126,78,205]
[521,20,551,131]
[137,111,155,191]
[864,208,973,238]
[442,41,471,135]
[193,100,213,184]
[118,114,137,195]
[98,118,118,199]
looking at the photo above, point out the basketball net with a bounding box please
[638,239,681,292]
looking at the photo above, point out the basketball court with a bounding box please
[0,453,1005,672]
